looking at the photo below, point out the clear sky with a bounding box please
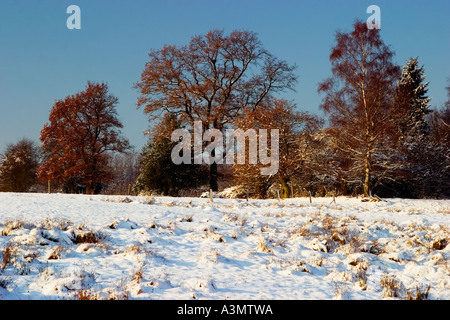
[0,0,449,153]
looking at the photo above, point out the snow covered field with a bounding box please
[0,192,448,300]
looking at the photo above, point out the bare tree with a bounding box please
[103,151,141,195]
[233,99,321,198]
[135,29,297,191]
[318,21,401,197]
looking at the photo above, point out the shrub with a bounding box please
[48,245,63,260]
[406,285,431,300]
[71,225,107,244]
[75,289,99,300]
[380,274,404,298]
[0,276,12,289]
[1,243,13,270]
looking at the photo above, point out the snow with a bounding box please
[0,192,448,300]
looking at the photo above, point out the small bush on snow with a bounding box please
[70,225,107,244]
[256,238,272,253]
[75,289,99,300]
[406,284,431,300]
[1,243,14,270]
[48,245,63,260]
[0,220,27,236]
[380,274,404,298]
[0,276,12,289]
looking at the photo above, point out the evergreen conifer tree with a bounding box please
[395,57,432,141]
[389,58,434,197]
[133,115,208,196]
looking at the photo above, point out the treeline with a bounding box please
[0,21,449,198]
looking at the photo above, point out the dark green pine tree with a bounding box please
[395,57,432,141]
[133,115,209,196]
[390,58,435,198]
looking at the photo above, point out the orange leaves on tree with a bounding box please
[38,82,129,193]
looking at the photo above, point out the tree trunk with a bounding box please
[209,162,218,192]
[364,152,371,197]
[279,177,289,199]
[86,183,93,195]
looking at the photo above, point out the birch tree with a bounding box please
[318,21,401,197]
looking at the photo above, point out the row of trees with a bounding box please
[0,137,140,195]
[1,21,449,198]
[0,82,137,194]
[133,21,449,198]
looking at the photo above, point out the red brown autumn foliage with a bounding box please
[38,81,129,194]
[318,21,401,197]
[135,29,297,191]
[233,99,322,198]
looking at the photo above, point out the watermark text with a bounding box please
[171,121,279,175]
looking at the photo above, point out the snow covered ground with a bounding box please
[0,192,448,300]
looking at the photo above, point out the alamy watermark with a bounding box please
[64,3,380,177]
[66,5,81,30]
[171,121,279,176]
[366,5,381,30]
[65,4,381,31]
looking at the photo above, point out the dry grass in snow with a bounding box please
[0,192,449,300]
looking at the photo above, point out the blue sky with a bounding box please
[0,0,449,153]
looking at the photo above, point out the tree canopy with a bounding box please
[0,138,40,192]
[135,29,297,191]
[38,81,129,194]
[318,21,401,197]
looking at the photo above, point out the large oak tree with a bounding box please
[135,29,297,191]
[38,82,129,194]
